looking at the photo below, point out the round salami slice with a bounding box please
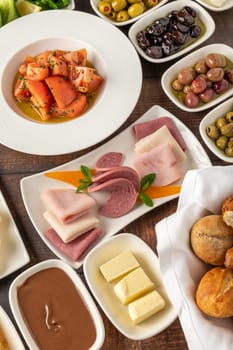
[95,178,138,218]
[95,152,123,171]
[90,166,140,192]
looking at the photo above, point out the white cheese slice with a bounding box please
[134,125,187,163]
[43,210,99,243]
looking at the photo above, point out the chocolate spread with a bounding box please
[17,267,96,350]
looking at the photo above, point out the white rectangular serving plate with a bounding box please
[0,189,30,279]
[195,0,233,12]
[20,105,211,269]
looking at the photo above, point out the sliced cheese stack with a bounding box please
[41,188,102,261]
[99,250,165,325]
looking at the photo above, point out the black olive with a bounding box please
[153,23,165,36]
[190,25,202,38]
[177,22,190,33]
[184,6,196,17]
[172,31,187,45]
[146,45,163,58]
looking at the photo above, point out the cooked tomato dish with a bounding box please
[13,48,104,123]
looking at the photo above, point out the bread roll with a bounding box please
[196,267,233,318]
[191,215,233,265]
[222,195,233,229]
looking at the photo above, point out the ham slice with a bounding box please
[45,227,102,261]
[134,125,187,163]
[132,116,186,151]
[95,152,123,171]
[41,189,96,224]
[133,143,183,186]
[43,210,99,243]
[89,178,138,218]
[89,166,140,193]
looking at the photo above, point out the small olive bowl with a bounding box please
[199,96,233,163]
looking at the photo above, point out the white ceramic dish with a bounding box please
[128,0,215,63]
[0,189,30,279]
[0,10,142,156]
[90,0,168,27]
[195,0,233,12]
[199,96,233,163]
[83,233,177,340]
[161,43,233,112]
[0,305,25,349]
[20,105,211,269]
[9,259,105,350]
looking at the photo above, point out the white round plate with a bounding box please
[195,0,233,12]
[0,10,142,155]
[199,96,233,163]
[128,0,215,63]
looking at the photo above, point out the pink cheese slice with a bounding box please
[133,143,183,186]
[41,188,96,224]
[45,227,102,261]
[43,210,100,243]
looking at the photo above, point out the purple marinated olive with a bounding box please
[207,67,224,82]
[191,75,207,94]
[225,69,233,83]
[184,91,199,108]
[199,88,214,103]
[205,53,226,68]
[213,79,229,94]
[177,67,196,85]
[194,59,208,74]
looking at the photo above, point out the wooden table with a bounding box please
[0,1,233,349]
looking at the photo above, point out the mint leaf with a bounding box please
[80,165,92,181]
[140,173,156,191]
[139,192,154,207]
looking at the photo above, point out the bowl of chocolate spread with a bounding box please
[9,259,105,350]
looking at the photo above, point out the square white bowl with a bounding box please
[0,305,25,350]
[195,0,233,12]
[128,0,215,63]
[83,233,177,340]
[90,0,168,27]
[9,259,105,350]
[199,96,233,163]
[161,43,233,112]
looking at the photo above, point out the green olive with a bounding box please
[228,137,233,148]
[226,111,233,123]
[128,2,144,18]
[111,0,127,12]
[145,0,159,8]
[206,125,220,139]
[98,1,112,15]
[116,9,129,21]
[215,117,227,129]
[108,11,117,20]
[127,0,141,3]
[183,85,191,94]
[215,135,228,150]
[225,146,233,157]
[172,79,183,91]
[220,123,233,137]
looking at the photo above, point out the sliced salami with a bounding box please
[95,152,123,171]
[91,178,138,218]
[89,166,140,192]
[132,116,186,151]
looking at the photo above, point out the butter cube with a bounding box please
[128,290,166,325]
[100,250,140,282]
[114,267,154,304]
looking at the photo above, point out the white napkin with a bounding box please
[156,165,233,350]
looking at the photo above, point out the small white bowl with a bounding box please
[9,259,105,350]
[0,305,25,350]
[90,0,168,27]
[199,97,233,163]
[195,0,233,12]
[161,43,233,112]
[83,233,177,340]
[128,0,215,63]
